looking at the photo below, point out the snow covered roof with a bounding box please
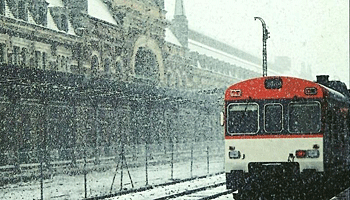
[46,0,64,7]
[188,38,263,74]
[47,10,60,31]
[46,1,76,35]
[165,28,182,47]
[88,0,118,25]
[4,1,14,18]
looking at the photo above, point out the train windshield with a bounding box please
[227,103,259,134]
[288,102,321,133]
[264,104,283,132]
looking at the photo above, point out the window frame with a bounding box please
[288,101,321,133]
[226,102,260,135]
[264,103,283,133]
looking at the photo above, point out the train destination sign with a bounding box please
[265,77,283,89]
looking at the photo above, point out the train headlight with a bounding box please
[295,149,319,158]
[306,149,320,158]
[229,150,241,159]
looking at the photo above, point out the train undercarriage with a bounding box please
[227,163,350,200]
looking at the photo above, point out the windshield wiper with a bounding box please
[238,97,252,128]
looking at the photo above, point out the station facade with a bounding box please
[0,0,263,169]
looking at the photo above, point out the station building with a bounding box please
[0,0,270,169]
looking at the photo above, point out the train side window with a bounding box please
[328,109,337,144]
[334,107,347,146]
[264,104,282,132]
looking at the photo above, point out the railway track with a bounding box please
[105,173,231,200]
[154,182,231,200]
[104,172,350,200]
[331,187,350,200]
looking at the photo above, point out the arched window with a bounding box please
[134,47,159,83]
[182,73,187,87]
[115,60,122,74]
[38,4,47,26]
[60,14,68,32]
[174,73,180,88]
[0,0,4,16]
[61,56,67,71]
[91,55,99,74]
[18,1,27,21]
[21,48,27,67]
[56,55,61,71]
[104,58,110,73]
[42,52,47,70]
[0,43,5,63]
[115,46,122,56]
[13,46,20,65]
[166,72,172,87]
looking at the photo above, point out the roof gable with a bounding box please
[88,0,118,25]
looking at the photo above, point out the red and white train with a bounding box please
[223,75,350,198]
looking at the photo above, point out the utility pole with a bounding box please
[254,17,270,77]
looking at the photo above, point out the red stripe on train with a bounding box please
[225,134,323,139]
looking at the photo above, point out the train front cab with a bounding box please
[224,100,325,192]
[223,76,350,195]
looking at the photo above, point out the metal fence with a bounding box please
[0,140,224,200]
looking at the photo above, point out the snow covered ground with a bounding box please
[2,141,347,200]
[106,173,226,200]
[2,160,348,200]
[0,143,224,200]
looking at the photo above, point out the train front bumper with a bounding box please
[226,162,324,191]
[226,162,300,190]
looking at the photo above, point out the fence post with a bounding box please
[171,140,174,180]
[71,104,77,167]
[120,145,123,190]
[94,105,100,165]
[84,147,87,198]
[145,142,148,186]
[40,101,49,200]
[190,145,193,178]
[40,148,43,200]
[207,146,209,174]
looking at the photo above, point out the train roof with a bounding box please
[225,76,349,102]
